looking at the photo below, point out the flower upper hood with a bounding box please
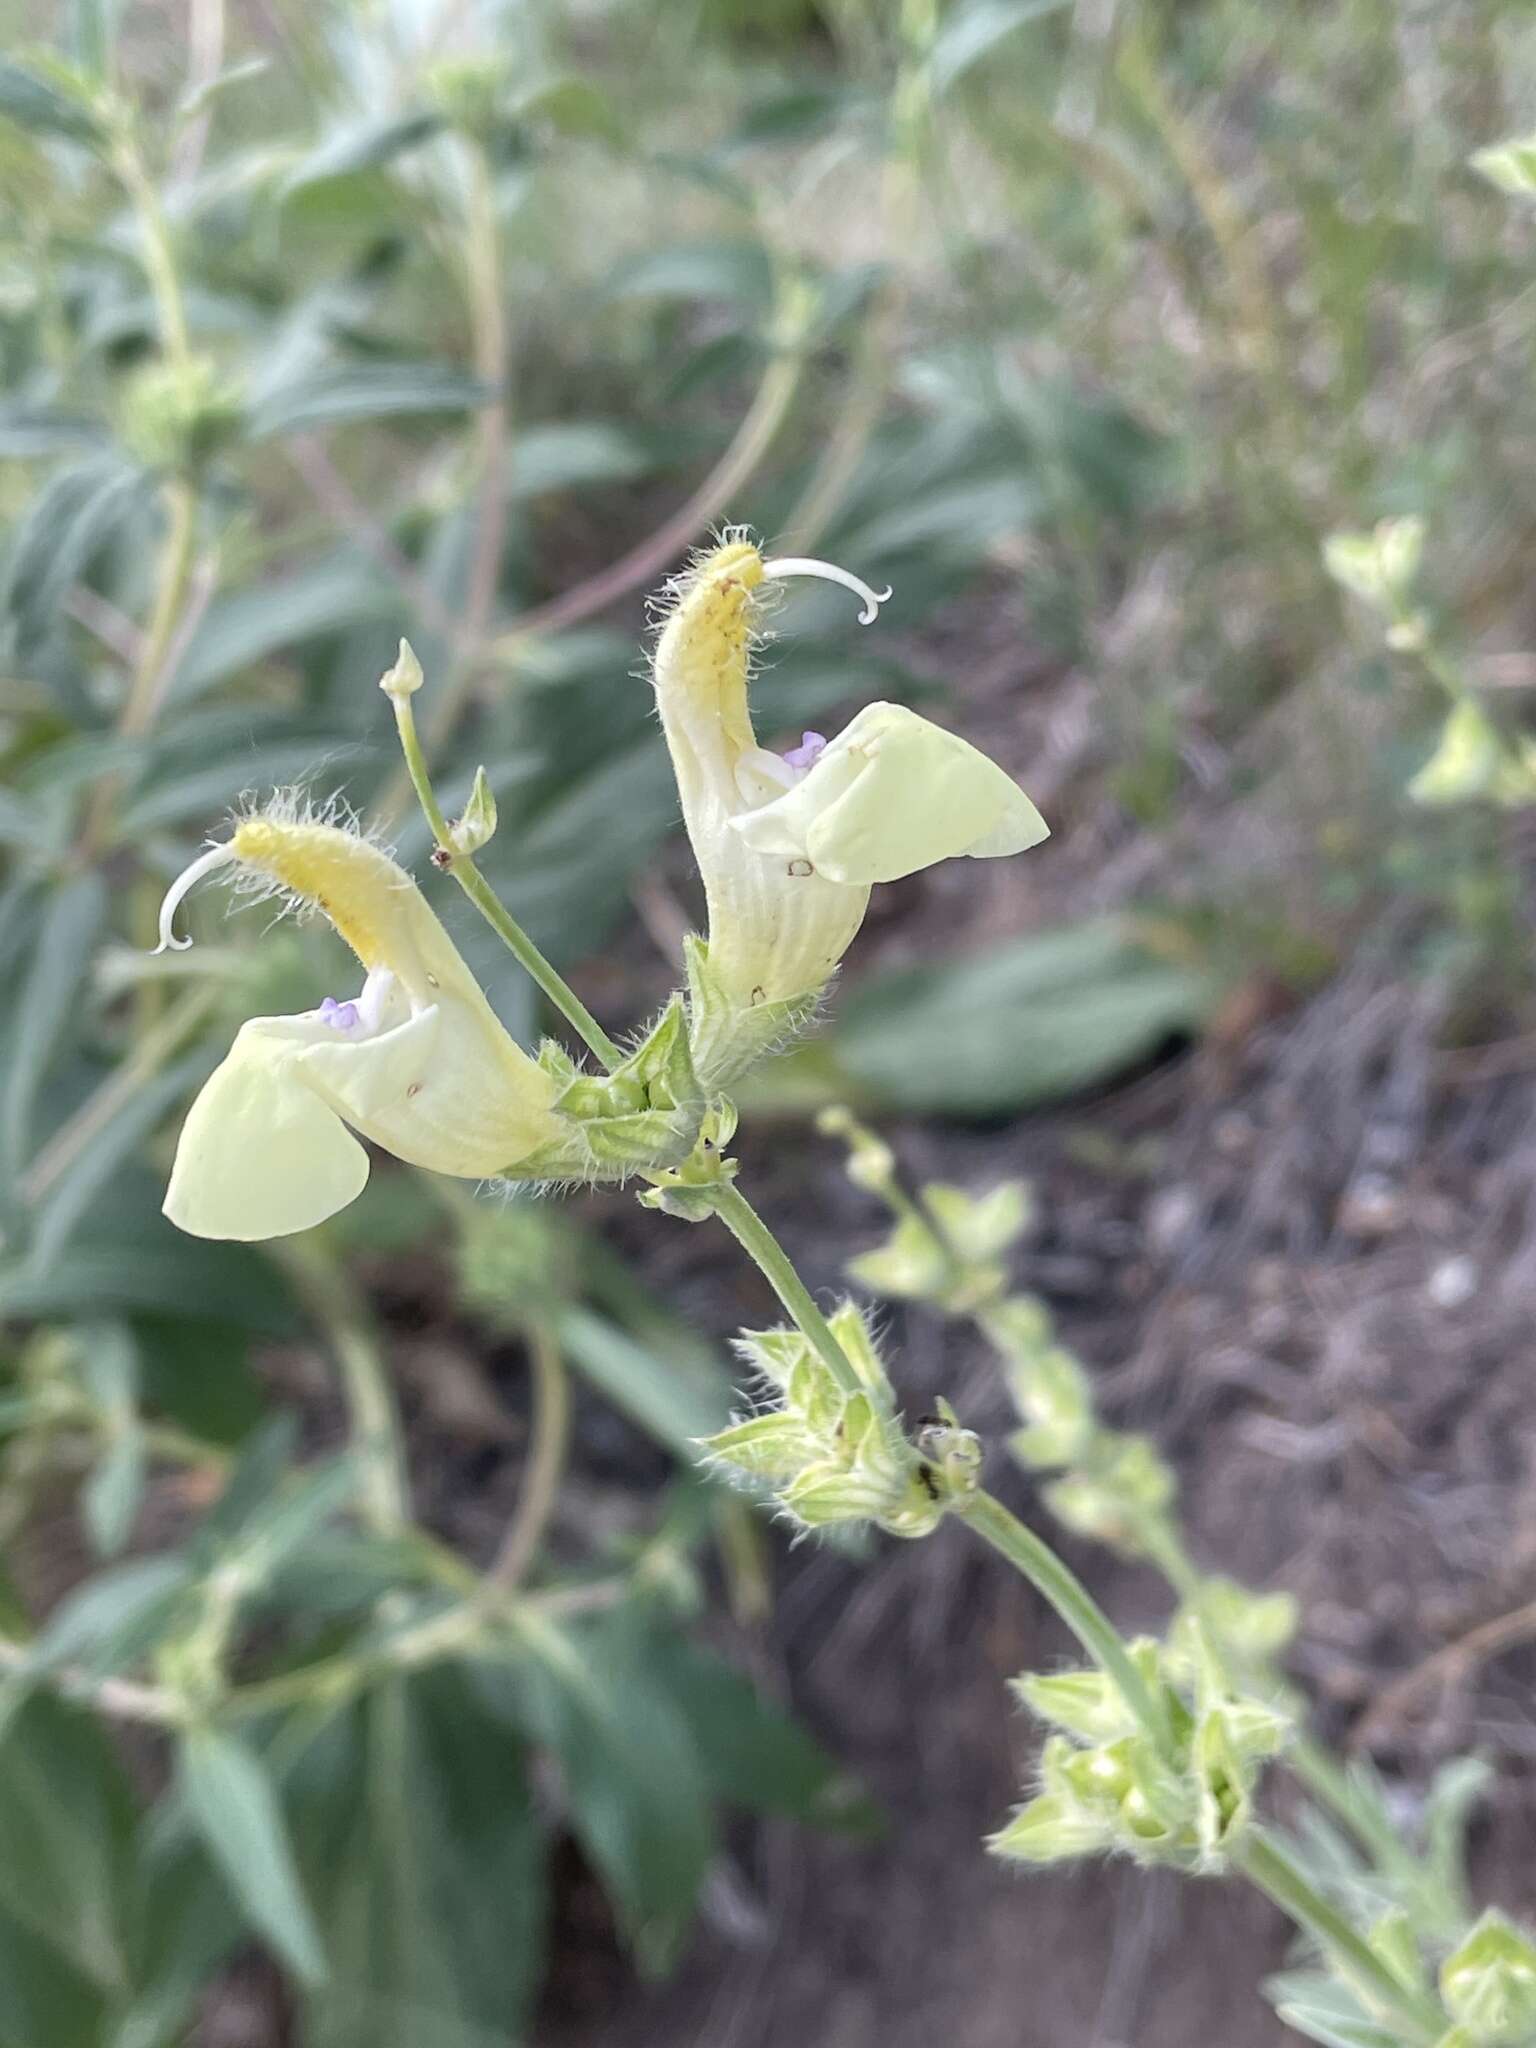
[157,811,561,1240]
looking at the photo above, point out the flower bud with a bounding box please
[1471,134,1536,199]
[521,995,705,1182]
[1323,517,1424,612]
[120,354,244,474]
[1440,1914,1536,2046]
[994,1630,1289,1875]
[1044,1432,1176,1557]
[447,765,498,855]
[379,639,425,700]
[700,1300,974,1540]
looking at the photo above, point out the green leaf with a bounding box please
[642,1628,869,1828]
[280,111,442,196]
[193,1415,299,1550]
[558,1307,729,1456]
[1265,1970,1405,2048]
[493,1610,714,1974]
[28,1053,215,1270]
[0,1903,111,2048]
[506,420,653,498]
[178,1726,327,1987]
[174,55,269,123]
[0,1179,301,1331]
[0,1694,134,1998]
[71,0,120,79]
[0,57,104,141]
[112,1801,244,2048]
[83,1432,146,1559]
[169,556,399,702]
[30,1555,192,1678]
[135,1315,264,1448]
[214,1456,358,1592]
[119,736,384,833]
[605,238,773,311]
[77,1320,146,1558]
[0,456,151,656]
[0,1556,190,1738]
[2,870,107,1178]
[745,920,1221,1118]
[291,1668,546,2048]
[0,403,107,458]
[930,0,1072,92]
[245,364,493,440]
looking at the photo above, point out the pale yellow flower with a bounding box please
[156,808,561,1239]
[651,536,1049,1041]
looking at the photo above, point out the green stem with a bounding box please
[1234,1830,1446,2042]
[270,1241,409,1536]
[387,686,625,1068]
[112,136,192,368]
[119,478,198,740]
[486,1324,570,1593]
[706,1181,865,1403]
[410,140,513,766]
[962,1488,1177,1763]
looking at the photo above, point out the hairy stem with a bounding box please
[962,1488,1177,1763]
[387,686,625,1068]
[1234,1829,1446,2041]
[112,135,192,369]
[707,1181,865,1403]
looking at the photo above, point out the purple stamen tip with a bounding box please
[783,730,828,773]
[320,996,360,1031]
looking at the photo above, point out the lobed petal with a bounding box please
[163,1018,370,1240]
[730,702,1048,885]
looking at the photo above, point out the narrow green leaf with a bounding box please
[558,1307,729,1456]
[931,0,1073,92]
[83,1433,146,1558]
[178,1726,327,1987]
[280,110,442,195]
[0,1693,134,2000]
[245,364,492,440]
[290,1669,546,2048]
[2,870,106,1177]
[29,1054,215,1270]
[745,919,1221,1118]
[0,456,150,655]
[493,1610,714,1975]
[31,1556,192,1678]
[0,57,104,141]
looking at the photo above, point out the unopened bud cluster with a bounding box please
[699,1302,981,1538]
[826,1106,1031,1316]
[1438,1913,1536,2047]
[991,1619,1290,1874]
[120,354,244,474]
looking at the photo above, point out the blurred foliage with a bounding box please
[4,0,1536,2037]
